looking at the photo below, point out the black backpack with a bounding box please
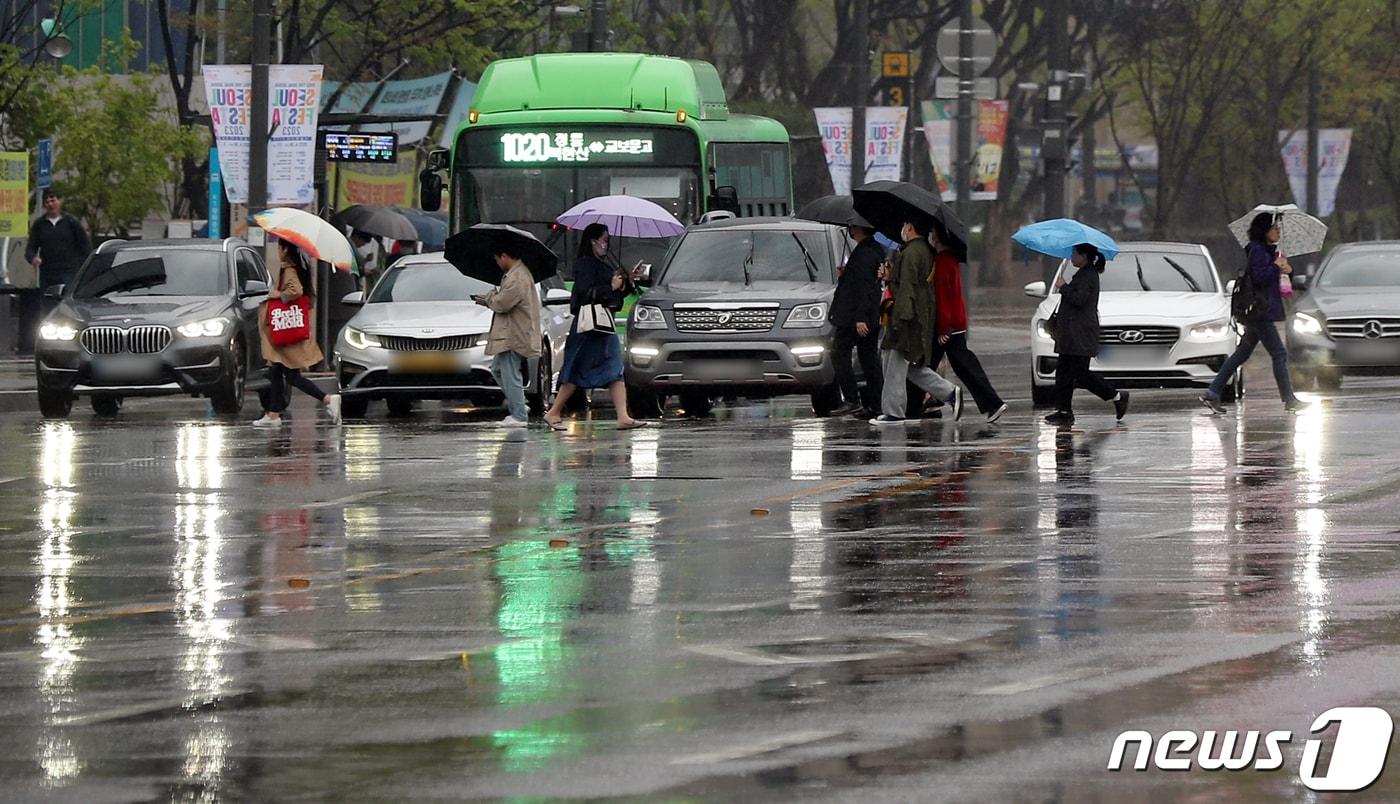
[1230,247,1261,323]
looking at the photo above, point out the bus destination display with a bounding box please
[500,131,655,164]
[324,132,398,163]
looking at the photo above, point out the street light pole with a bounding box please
[954,0,974,223]
[1306,63,1319,216]
[850,0,870,195]
[248,0,272,213]
[1041,0,1069,286]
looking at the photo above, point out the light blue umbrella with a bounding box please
[1012,218,1120,261]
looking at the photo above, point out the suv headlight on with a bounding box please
[39,321,79,341]
[177,318,230,338]
[1292,311,1324,336]
[783,302,828,328]
[344,327,381,349]
[1186,319,1232,341]
[632,304,667,330]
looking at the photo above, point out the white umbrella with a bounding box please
[252,207,356,271]
[1227,203,1327,256]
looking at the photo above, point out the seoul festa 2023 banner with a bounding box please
[205,65,324,206]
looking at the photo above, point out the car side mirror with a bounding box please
[1292,275,1309,291]
[341,290,364,306]
[1225,279,1237,294]
[543,288,571,306]
[44,284,65,299]
[240,280,269,298]
[1023,280,1048,299]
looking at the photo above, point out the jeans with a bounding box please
[1054,355,1118,413]
[491,351,528,421]
[266,363,326,413]
[880,338,956,419]
[832,324,882,408]
[929,332,1004,414]
[1207,320,1296,403]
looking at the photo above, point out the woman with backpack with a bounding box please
[1201,212,1304,414]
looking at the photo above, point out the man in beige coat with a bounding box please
[479,247,541,427]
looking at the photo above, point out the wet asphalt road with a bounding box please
[4,303,1400,801]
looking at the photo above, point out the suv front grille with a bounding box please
[1327,317,1400,339]
[379,334,479,351]
[1099,325,1178,346]
[81,325,172,355]
[673,308,778,333]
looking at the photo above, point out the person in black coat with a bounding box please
[829,223,884,416]
[25,190,91,289]
[1044,243,1129,425]
[543,223,647,431]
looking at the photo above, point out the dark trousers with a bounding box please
[266,363,326,413]
[832,324,882,407]
[1207,319,1295,403]
[1054,354,1117,413]
[929,332,1004,414]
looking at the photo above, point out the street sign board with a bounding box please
[323,132,398,163]
[934,76,998,100]
[936,17,996,77]
[882,51,911,78]
[876,77,912,107]
[36,138,52,189]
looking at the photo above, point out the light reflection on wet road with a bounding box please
[3,337,1400,800]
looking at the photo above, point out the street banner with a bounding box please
[920,99,1010,201]
[0,152,27,236]
[334,150,419,207]
[372,71,452,146]
[1279,129,1352,217]
[204,64,324,206]
[438,79,478,149]
[814,107,909,195]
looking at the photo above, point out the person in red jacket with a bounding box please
[927,220,1007,423]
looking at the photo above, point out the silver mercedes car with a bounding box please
[333,253,573,418]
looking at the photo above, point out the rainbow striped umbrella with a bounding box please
[252,207,355,271]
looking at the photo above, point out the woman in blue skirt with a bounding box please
[543,223,648,430]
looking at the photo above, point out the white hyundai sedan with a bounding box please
[1025,241,1241,405]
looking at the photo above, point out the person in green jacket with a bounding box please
[870,217,963,424]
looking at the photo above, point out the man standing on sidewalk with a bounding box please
[829,222,884,417]
[478,246,541,427]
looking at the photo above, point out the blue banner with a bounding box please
[208,146,223,239]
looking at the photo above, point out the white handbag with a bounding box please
[576,303,616,334]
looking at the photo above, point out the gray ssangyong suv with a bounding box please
[624,218,849,417]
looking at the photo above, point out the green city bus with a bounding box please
[420,52,794,276]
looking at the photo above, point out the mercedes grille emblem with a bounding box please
[1363,320,1385,339]
[1119,330,1146,344]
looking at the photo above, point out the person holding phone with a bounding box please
[478,245,541,427]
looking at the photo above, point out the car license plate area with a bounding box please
[688,360,762,381]
[1336,340,1400,366]
[91,355,160,381]
[1096,346,1168,367]
[390,352,462,374]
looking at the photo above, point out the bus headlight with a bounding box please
[633,305,667,330]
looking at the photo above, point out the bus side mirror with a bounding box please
[707,185,740,216]
[419,171,443,212]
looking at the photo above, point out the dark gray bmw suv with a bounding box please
[34,238,272,418]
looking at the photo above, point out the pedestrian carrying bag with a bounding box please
[267,296,312,346]
[576,303,616,334]
[1230,249,1262,324]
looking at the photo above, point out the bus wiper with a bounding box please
[1162,256,1201,292]
[1135,256,1150,291]
[791,232,819,282]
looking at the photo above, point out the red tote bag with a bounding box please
[267,296,312,346]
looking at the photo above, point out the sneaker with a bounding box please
[1284,398,1306,413]
[869,414,907,425]
[986,402,1009,424]
[326,394,342,425]
[947,387,964,421]
[1113,391,1131,421]
[499,415,528,428]
[251,414,284,428]
[1200,394,1225,415]
[1043,411,1075,426]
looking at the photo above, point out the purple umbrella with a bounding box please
[556,195,686,239]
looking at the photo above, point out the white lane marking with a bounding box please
[974,667,1106,696]
[670,730,846,765]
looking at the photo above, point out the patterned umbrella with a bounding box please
[1227,204,1328,256]
[556,195,685,239]
[251,207,355,271]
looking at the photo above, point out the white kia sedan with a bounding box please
[1025,241,1240,405]
[333,253,573,418]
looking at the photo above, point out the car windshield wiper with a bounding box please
[791,232,819,282]
[1135,256,1151,291]
[742,236,755,286]
[1162,257,1202,292]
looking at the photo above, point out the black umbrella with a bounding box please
[794,195,873,228]
[852,180,969,261]
[391,206,448,250]
[445,224,559,285]
[332,204,418,241]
